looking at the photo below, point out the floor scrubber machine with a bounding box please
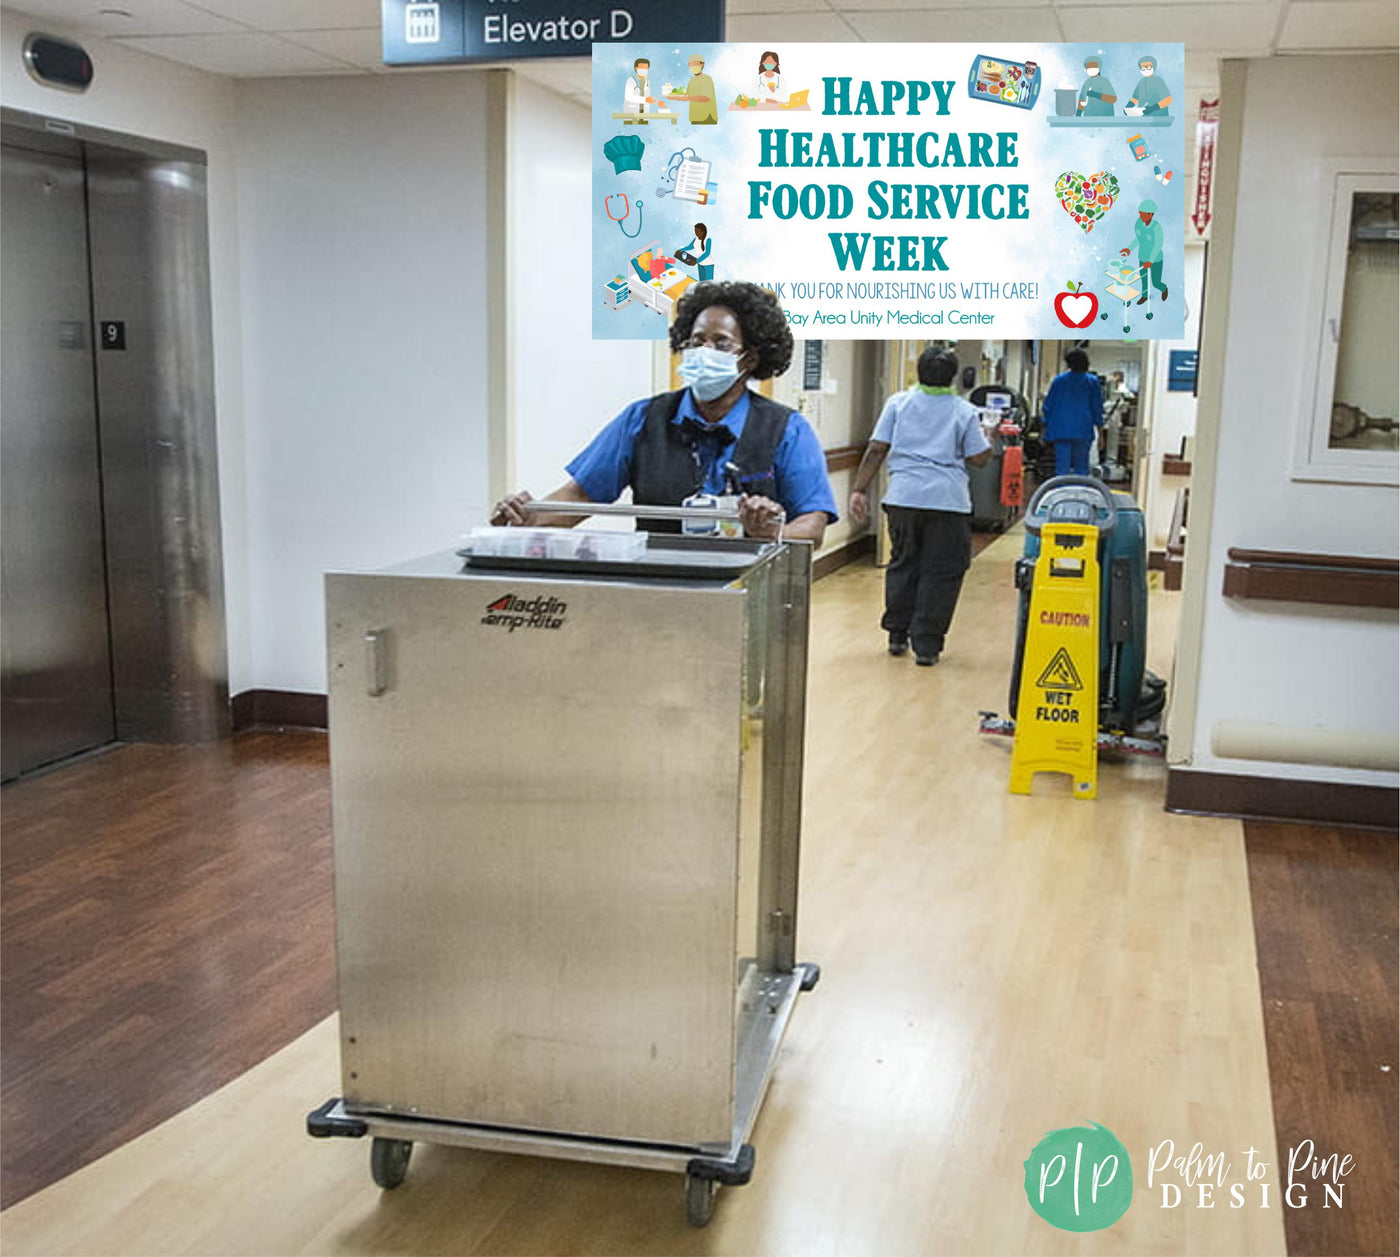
[980,476,1167,756]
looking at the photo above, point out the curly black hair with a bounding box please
[669,281,794,380]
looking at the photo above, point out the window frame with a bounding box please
[1292,160,1399,487]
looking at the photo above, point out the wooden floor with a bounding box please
[1245,822,1399,1257]
[0,530,1381,1254]
[1,733,335,1209]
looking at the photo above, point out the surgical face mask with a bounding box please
[763,62,776,71]
[1086,66,1100,76]
[679,346,744,401]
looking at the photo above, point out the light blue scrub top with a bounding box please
[872,386,991,514]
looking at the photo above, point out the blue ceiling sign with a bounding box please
[383,0,724,66]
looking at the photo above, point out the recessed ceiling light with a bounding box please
[98,8,134,18]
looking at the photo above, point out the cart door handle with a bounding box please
[365,629,389,697]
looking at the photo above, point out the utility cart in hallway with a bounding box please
[309,513,819,1227]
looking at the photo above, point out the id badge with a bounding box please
[682,493,743,538]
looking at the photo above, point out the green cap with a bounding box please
[1139,198,1158,213]
[1084,56,1101,68]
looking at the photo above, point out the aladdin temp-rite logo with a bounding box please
[1024,1123,1357,1233]
[481,593,568,632]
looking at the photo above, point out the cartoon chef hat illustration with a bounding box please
[603,133,645,175]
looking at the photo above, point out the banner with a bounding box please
[593,43,1184,340]
[1192,98,1220,238]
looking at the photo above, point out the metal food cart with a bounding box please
[308,509,818,1227]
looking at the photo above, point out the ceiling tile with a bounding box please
[184,0,381,32]
[726,0,835,13]
[842,7,1064,40]
[1277,0,1399,49]
[514,57,594,95]
[278,26,384,69]
[726,12,862,39]
[1056,4,1278,52]
[3,0,242,37]
[111,30,351,74]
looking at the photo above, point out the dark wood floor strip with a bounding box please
[1243,821,1399,1257]
[0,733,336,1210]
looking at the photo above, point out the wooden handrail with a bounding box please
[1222,548,1399,610]
[824,444,863,473]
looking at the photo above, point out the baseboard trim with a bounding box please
[814,533,875,581]
[231,689,328,733]
[1166,767,1398,830]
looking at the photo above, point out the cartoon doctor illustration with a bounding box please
[624,56,655,115]
[1126,54,1172,117]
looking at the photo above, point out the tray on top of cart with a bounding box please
[457,531,782,581]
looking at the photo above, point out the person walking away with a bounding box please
[848,348,992,666]
[1040,348,1104,476]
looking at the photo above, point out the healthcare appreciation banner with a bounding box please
[592,43,1185,340]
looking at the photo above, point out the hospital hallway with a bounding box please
[1,533,1395,1257]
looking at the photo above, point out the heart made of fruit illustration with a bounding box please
[1054,171,1120,234]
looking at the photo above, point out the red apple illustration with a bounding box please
[1054,281,1098,329]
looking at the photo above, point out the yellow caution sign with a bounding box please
[1010,522,1100,799]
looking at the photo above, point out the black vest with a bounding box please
[631,390,792,533]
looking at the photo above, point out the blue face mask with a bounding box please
[679,346,744,401]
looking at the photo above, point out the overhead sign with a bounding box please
[1191,97,1219,237]
[382,0,724,66]
[593,42,1185,340]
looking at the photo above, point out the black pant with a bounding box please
[881,505,973,655]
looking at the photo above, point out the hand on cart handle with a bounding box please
[491,491,534,527]
[739,494,785,540]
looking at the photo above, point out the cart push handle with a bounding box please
[515,497,787,537]
[1024,475,1119,536]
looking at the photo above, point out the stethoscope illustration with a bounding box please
[657,146,700,198]
[604,192,643,238]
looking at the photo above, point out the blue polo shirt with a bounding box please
[566,388,839,522]
[872,386,991,514]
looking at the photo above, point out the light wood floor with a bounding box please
[0,532,1286,1256]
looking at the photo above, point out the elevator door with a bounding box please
[1,143,117,780]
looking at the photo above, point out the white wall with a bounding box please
[771,338,862,554]
[508,74,652,503]
[235,72,493,692]
[1142,241,1205,549]
[1184,55,1398,786]
[0,8,250,692]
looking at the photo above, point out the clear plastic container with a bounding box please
[468,527,646,563]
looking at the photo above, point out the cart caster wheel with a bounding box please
[1146,311,1154,320]
[370,1137,413,1190]
[685,1173,719,1227]
[1099,312,1108,320]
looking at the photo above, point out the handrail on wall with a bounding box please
[1222,548,1399,610]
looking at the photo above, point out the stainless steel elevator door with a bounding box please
[1,143,117,780]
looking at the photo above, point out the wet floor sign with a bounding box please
[1010,522,1100,799]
